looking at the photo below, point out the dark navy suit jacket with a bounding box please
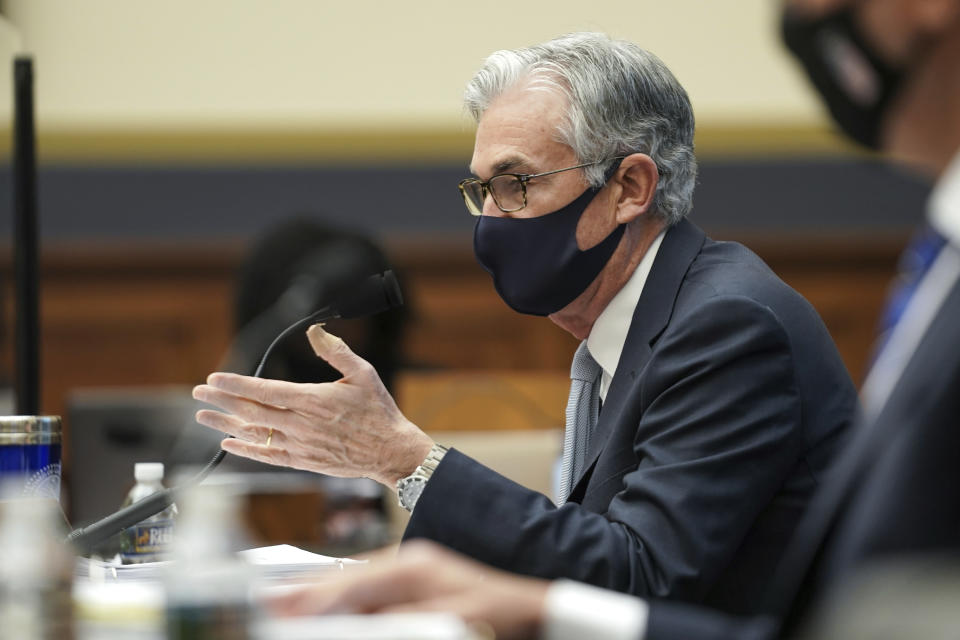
[646,241,960,639]
[403,218,858,616]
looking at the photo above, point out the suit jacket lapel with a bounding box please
[569,218,706,500]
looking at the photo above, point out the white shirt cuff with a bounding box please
[543,579,649,640]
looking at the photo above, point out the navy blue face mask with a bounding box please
[473,164,625,316]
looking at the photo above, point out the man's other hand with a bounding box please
[271,540,549,640]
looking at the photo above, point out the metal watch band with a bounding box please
[418,442,448,476]
[397,443,449,511]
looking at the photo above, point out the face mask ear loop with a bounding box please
[600,157,626,185]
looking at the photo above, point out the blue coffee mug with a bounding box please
[0,416,62,502]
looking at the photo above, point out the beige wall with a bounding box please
[0,1,828,127]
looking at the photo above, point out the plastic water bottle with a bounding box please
[0,495,74,639]
[164,484,253,640]
[119,462,177,564]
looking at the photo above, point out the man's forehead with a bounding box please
[469,85,570,177]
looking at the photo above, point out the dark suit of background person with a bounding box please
[405,214,857,616]
[641,2,960,638]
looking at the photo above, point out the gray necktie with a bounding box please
[558,341,601,505]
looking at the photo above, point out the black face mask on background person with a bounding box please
[473,161,626,317]
[782,5,905,149]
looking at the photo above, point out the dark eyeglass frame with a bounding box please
[458,157,626,216]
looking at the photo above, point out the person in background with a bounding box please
[271,1,960,638]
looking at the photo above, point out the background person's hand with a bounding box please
[272,540,549,640]
[193,324,434,487]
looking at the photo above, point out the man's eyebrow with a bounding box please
[470,156,530,179]
[493,158,526,174]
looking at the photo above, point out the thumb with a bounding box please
[306,323,371,379]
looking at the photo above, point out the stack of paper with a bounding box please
[253,613,472,640]
[76,544,358,583]
[76,557,169,582]
[239,544,364,580]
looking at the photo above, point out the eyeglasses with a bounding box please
[457,157,624,217]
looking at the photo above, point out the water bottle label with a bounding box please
[127,519,174,555]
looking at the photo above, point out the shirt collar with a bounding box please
[929,150,960,247]
[587,230,666,397]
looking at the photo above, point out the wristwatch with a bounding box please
[397,443,449,512]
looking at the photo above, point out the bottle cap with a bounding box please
[134,462,164,483]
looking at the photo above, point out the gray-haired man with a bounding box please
[193,32,856,615]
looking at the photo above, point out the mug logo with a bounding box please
[23,462,62,500]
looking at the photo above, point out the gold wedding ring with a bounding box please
[266,428,274,447]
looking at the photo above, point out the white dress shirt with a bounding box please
[544,579,649,640]
[544,230,664,638]
[587,230,666,400]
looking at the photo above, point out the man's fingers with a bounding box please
[306,324,375,380]
[194,409,271,442]
[199,373,330,410]
[193,383,297,425]
[381,596,520,640]
[278,555,436,616]
[380,583,547,640]
[269,585,340,616]
[380,594,475,616]
[220,436,290,467]
[270,573,399,616]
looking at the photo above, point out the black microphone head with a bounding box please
[337,270,404,319]
[382,270,403,309]
[235,219,391,332]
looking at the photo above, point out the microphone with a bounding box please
[223,242,388,375]
[65,270,403,555]
[332,269,403,319]
[249,270,402,378]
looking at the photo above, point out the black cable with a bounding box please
[190,305,333,485]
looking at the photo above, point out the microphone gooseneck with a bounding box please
[66,270,403,554]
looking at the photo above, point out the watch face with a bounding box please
[400,477,427,510]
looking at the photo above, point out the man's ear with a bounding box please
[614,153,659,224]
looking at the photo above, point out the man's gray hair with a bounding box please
[465,32,697,225]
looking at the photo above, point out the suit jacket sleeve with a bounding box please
[404,294,804,600]
[644,600,778,640]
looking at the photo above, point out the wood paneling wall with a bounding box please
[0,233,904,439]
